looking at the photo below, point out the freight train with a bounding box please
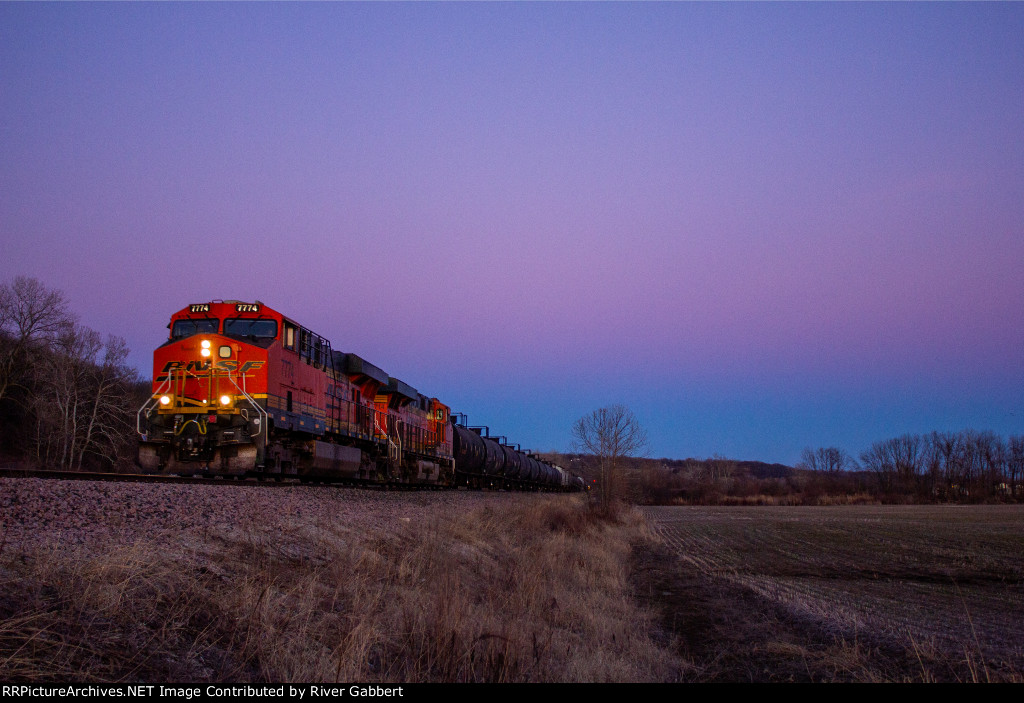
[137,300,583,491]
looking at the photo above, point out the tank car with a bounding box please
[451,425,571,491]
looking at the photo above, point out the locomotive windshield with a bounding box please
[171,318,219,339]
[224,318,278,339]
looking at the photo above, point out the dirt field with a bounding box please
[635,505,1024,682]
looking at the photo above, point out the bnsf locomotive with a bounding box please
[137,301,582,491]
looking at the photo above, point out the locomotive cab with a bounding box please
[137,301,275,474]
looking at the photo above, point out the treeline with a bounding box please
[632,456,837,506]
[544,453,811,506]
[854,431,1024,502]
[557,431,1024,506]
[0,277,148,471]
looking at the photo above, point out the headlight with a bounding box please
[219,395,231,406]
[201,340,211,349]
[159,395,171,406]
[200,348,211,357]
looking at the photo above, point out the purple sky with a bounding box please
[2,3,1022,465]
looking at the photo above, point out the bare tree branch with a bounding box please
[572,405,647,514]
[0,276,74,405]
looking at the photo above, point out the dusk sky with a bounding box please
[2,3,1022,465]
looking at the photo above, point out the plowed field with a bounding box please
[636,505,1024,682]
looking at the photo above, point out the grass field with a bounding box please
[636,504,1024,682]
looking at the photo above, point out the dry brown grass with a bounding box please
[0,494,681,683]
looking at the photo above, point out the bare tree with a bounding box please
[572,405,648,514]
[32,321,138,471]
[1008,436,1024,499]
[0,276,73,405]
[859,434,924,497]
[33,321,101,469]
[860,441,894,494]
[929,431,963,498]
[0,276,70,341]
[797,446,856,474]
[77,334,138,470]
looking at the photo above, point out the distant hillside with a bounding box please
[653,457,795,479]
[735,461,796,479]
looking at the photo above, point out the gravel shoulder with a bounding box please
[0,477,511,555]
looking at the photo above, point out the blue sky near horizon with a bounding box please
[2,3,1022,465]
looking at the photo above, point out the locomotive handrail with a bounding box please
[373,414,401,467]
[137,374,173,438]
[137,367,267,438]
[224,372,268,438]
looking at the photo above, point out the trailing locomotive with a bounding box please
[137,300,582,491]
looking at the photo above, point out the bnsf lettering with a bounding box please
[159,360,264,375]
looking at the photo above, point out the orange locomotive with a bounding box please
[137,300,454,484]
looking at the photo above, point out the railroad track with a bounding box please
[0,465,565,492]
[0,466,416,489]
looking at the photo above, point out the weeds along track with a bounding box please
[0,478,680,682]
[640,505,1024,679]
